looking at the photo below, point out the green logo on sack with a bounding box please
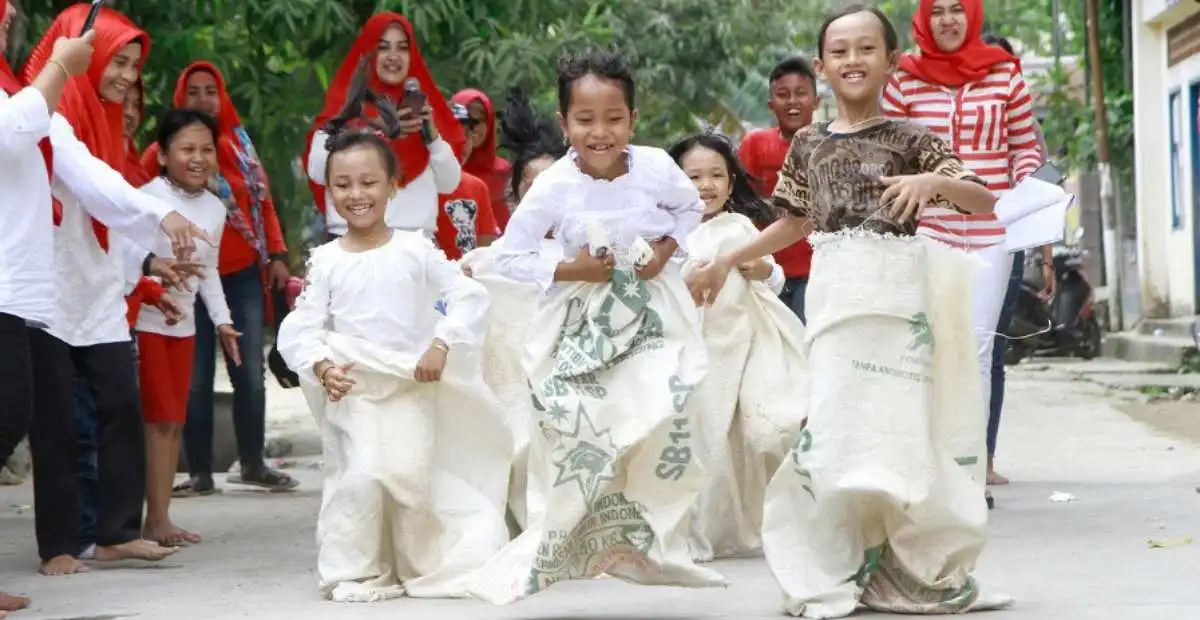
[907,312,934,352]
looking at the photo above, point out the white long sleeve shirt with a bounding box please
[134,178,232,337]
[47,115,174,346]
[495,145,704,293]
[307,132,462,238]
[277,231,489,384]
[0,87,55,327]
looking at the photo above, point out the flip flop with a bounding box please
[172,477,221,498]
[226,468,299,492]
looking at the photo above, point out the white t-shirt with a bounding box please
[134,178,232,337]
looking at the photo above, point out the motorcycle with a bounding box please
[1004,228,1103,364]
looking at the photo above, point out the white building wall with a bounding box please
[1133,0,1200,317]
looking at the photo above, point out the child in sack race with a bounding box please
[467,50,727,605]
[687,5,1012,618]
[668,132,809,563]
[276,98,511,603]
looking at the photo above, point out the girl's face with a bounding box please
[518,154,555,201]
[0,3,15,57]
[159,123,217,193]
[123,88,141,140]
[375,25,411,86]
[930,0,969,53]
[184,70,221,117]
[328,145,391,231]
[465,99,489,155]
[558,74,637,180]
[815,12,896,106]
[100,41,142,104]
[680,146,731,215]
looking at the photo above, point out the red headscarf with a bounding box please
[22,3,150,251]
[303,13,465,213]
[1,0,54,188]
[141,61,253,188]
[452,89,512,227]
[898,0,1017,88]
[122,79,151,187]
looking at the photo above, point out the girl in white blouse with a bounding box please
[470,50,725,605]
[279,115,510,603]
[135,109,240,548]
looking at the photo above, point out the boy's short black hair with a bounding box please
[817,4,898,58]
[769,56,817,90]
[555,49,635,116]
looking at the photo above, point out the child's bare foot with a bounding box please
[94,539,177,562]
[144,521,201,547]
[0,592,30,611]
[38,555,87,576]
[987,469,1010,486]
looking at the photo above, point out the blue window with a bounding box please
[1170,89,1183,230]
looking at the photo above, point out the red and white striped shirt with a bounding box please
[883,61,1044,250]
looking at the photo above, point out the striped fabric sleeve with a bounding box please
[881,74,909,120]
[1004,65,1045,182]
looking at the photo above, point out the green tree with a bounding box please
[9,0,812,254]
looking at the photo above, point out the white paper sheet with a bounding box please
[994,176,1077,252]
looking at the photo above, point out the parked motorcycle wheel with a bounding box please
[1074,317,1102,360]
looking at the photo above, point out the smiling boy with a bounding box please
[737,56,819,321]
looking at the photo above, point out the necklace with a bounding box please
[163,176,207,199]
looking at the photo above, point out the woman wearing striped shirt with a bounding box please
[882,0,1044,504]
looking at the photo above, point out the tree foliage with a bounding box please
[8,0,1121,250]
[9,0,819,249]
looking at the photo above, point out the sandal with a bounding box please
[227,467,298,492]
[172,475,221,498]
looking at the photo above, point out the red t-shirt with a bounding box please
[738,128,813,278]
[436,172,501,260]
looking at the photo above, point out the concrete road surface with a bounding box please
[0,366,1197,620]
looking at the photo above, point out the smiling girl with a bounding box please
[279,105,509,603]
[469,50,725,604]
[135,109,240,548]
[669,133,808,563]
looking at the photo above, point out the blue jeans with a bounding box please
[73,376,97,549]
[185,266,267,476]
[988,250,1025,458]
[779,276,808,323]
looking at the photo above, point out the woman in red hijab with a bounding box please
[881,0,1046,508]
[141,60,297,496]
[304,12,464,241]
[21,2,202,577]
[452,89,512,230]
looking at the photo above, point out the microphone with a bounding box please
[403,78,434,144]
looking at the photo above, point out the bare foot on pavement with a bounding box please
[94,539,178,562]
[39,555,87,576]
[0,592,30,611]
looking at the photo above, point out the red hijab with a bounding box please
[122,79,151,187]
[303,13,465,213]
[142,62,254,194]
[452,89,512,223]
[1,0,54,189]
[23,3,149,251]
[898,0,1017,88]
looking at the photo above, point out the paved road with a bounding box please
[0,366,1197,620]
